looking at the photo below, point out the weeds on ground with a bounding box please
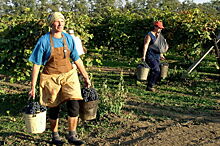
[98,71,127,118]
[0,53,219,145]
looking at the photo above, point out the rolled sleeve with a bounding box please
[70,42,80,61]
[29,38,45,65]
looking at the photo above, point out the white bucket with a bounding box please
[136,67,150,81]
[136,63,150,81]
[160,63,169,79]
[23,111,46,133]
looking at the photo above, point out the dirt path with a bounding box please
[85,95,220,146]
[83,67,220,145]
[1,67,220,146]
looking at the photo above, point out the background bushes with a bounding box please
[0,8,219,81]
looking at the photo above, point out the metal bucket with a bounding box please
[160,63,169,79]
[79,100,98,121]
[136,64,150,81]
[23,111,46,133]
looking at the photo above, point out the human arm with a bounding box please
[74,58,91,88]
[28,64,41,99]
[142,35,151,61]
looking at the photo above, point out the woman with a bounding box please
[28,12,91,145]
[142,21,166,92]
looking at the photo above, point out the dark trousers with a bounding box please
[48,100,79,120]
[147,57,160,88]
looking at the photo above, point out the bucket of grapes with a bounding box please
[23,101,47,133]
[79,88,99,121]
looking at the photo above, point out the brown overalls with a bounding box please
[39,33,83,107]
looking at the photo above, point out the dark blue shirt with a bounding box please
[147,32,160,61]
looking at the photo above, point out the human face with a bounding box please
[155,26,162,33]
[51,18,65,32]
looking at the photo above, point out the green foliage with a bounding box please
[64,12,93,44]
[88,8,151,57]
[98,71,127,117]
[0,12,93,81]
[89,7,219,62]
[0,7,219,81]
[166,8,220,62]
[0,13,48,82]
[0,51,219,144]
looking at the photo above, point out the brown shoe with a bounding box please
[146,87,156,92]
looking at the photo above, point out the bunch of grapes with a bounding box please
[81,88,99,102]
[23,102,47,114]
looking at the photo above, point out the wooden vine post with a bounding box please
[182,34,220,78]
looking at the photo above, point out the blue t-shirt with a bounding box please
[29,32,80,65]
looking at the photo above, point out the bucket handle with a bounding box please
[142,61,150,68]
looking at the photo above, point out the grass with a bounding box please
[0,52,220,145]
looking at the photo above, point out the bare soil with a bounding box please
[83,67,220,146]
[83,96,220,146]
[1,69,220,146]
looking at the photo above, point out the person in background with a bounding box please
[28,12,91,145]
[142,21,166,92]
[69,30,86,56]
[69,30,88,81]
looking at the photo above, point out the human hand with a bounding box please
[141,57,145,62]
[84,78,91,88]
[28,88,36,99]
[160,54,166,60]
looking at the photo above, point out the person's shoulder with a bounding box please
[145,32,151,38]
[62,32,72,39]
[148,31,155,38]
[75,36,81,39]
[147,31,152,35]
[38,32,50,43]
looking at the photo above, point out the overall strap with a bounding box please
[49,33,54,56]
[148,31,157,43]
[50,33,69,58]
[63,35,68,58]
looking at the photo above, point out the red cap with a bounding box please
[154,21,164,29]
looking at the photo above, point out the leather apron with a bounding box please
[43,33,72,74]
[39,33,83,107]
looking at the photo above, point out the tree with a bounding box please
[123,0,134,10]
[74,0,89,14]
[115,0,124,9]
[181,0,197,10]
[132,0,148,9]
[146,0,161,9]
[1,0,37,14]
[92,0,116,14]
[159,0,181,10]
[126,0,181,11]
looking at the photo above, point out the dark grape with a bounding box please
[81,88,99,102]
[22,101,47,114]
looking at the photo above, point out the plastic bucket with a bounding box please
[23,111,46,133]
[160,63,169,79]
[136,65,150,81]
[79,100,98,121]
